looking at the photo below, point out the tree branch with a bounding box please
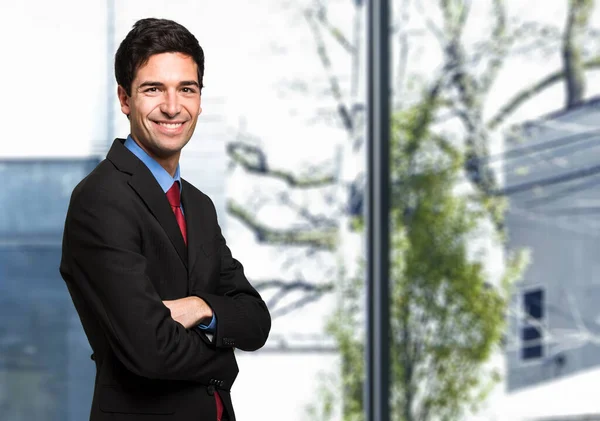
[270,291,328,318]
[487,57,600,129]
[277,191,339,228]
[479,0,508,94]
[439,0,505,232]
[563,0,594,108]
[313,4,356,55]
[227,199,337,250]
[227,141,336,188]
[254,279,334,292]
[304,7,354,134]
[254,278,335,310]
[440,0,471,40]
[415,0,446,48]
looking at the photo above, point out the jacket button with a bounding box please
[218,380,224,387]
[207,385,215,396]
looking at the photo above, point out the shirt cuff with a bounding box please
[198,313,217,332]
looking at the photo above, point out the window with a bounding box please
[521,288,544,360]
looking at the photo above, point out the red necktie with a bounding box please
[166,182,224,421]
[166,182,187,245]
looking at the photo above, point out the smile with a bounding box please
[155,122,184,128]
[152,120,187,135]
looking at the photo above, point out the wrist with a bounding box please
[195,297,213,325]
[199,314,212,326]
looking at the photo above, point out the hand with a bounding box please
[163,296,213,329]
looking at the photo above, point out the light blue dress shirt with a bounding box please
[124,135,217,332]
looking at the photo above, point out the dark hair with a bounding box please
[115,18,205,96]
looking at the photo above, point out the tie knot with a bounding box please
[166,181,181,207]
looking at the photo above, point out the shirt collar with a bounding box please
[124,135,182,194]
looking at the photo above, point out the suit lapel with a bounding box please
[107,138,188,268]
[129,173,188,268]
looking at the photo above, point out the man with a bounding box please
[59,18,271,421]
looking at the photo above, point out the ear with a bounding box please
[198,96,203,116]
[117,85,131,117]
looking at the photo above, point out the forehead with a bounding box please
[134,52,198,83]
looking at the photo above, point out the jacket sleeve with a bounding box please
[192,196,271,351]
[61,184,232,383]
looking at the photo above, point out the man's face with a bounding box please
[118,52,202,164]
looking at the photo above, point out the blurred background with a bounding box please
[3,1,600,420]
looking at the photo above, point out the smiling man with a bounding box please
[59,18,271,421]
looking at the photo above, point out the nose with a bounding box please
[159,90,181,117]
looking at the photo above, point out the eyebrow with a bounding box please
[138,80,200,89]
[180,80,200,88]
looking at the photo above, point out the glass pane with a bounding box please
[524,289,544,319]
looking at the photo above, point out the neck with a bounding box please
[158,157,179,178]
[130,136,180,177]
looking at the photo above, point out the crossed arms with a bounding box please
[60,184,271,384]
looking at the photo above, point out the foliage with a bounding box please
[307,100,528,421]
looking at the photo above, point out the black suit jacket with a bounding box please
[59,138,271,421]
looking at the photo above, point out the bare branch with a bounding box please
[270,291,327,319]
[439,1,482,111]
[227,199,337,250]
[304,7,354,134]
[255,278,335,310]
[440,0,471,39]
[313,4,356,54]
[227,141,336,188]
[415,0,446,47]
[457,0,472,31]
[487,57,600,129]
[277,192,339,228]
[562,0,595,108]
[439,0,505,232]
[479,0,508,94]
[254,279,334,292]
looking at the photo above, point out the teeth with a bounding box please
[157,122,183,128]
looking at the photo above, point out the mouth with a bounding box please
[152,120,187,135]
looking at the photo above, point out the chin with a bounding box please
[154,136,185,148]
[157,144,184,155]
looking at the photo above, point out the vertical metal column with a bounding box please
[365,0,391,420]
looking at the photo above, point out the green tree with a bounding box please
[307,101,528,421]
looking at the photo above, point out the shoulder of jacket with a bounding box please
[70,161,129,204]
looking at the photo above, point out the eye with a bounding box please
[145,87,158,93]
[182,87,196,93]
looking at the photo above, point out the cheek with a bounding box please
[184,99,201,116]
[134,99,159,119]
